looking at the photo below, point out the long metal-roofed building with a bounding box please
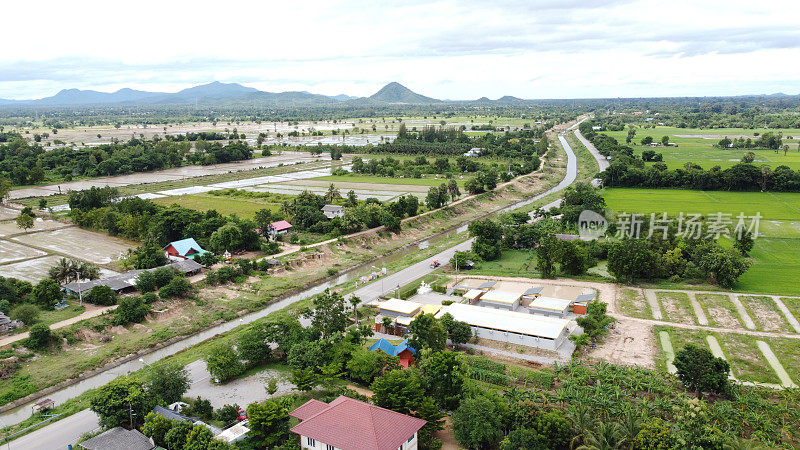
[63,259,204,295]
[435,302,572,350]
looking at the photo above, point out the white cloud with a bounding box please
[1,0,799,99]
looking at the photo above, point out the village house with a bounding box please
[369,338,418,368]
[321,204,345,219]
[268,220,293,237]
[163,237,210,260]
[290,396,426,450]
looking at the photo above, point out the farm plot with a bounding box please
[0,255,67,283]
[0,207,19,220]
[768,337,800,386]
[0,218,70,238]
[696,293,746,330]
[0,240,47,264]
[617,288,651,319]
[738,295,794,333]
[10,228,134,265]
[716,333,781,385]
[655,291,696,325]
[152,193,280,219]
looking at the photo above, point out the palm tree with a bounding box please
[349,296,361,323]
[48,258,77,284]
[77,262,100,281]
[568,404,596,449]
[325,183,340,203]
[576,422,624,450]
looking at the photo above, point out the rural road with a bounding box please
[5,409,99,450]
[0,120,587,442]
[574,126,610,171]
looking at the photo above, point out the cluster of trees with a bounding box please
[349,154,539,181]
[717,132,783,150]
[68,189,261,253]
[279,189,418,235]
[581,122,800,192]
[0,133,255,186]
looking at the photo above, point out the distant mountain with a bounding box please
[332,94,357,101]
[32,87,166,105]
[167,81,259,102]
[367,82,439,103]
[497,95,524,103]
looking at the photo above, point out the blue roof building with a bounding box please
[163,238,210,260]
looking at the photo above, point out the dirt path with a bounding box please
[771,296,800,333]
[730,294,756,329]
[756,341,798,388]
[0,304,117,346]
[644,290,663,320]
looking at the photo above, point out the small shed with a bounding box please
[479,290,522,310]
[478,280,497,290]
[377,298,422,319]
[216,422,250,443]
[521,286,544,301]
[321,204,345,219]
[574,293,596,315]
[369,338,417,368]
[528,296,571,317]
[463,289,485,304]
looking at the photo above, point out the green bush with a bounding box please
[113,296,150,325]
[26,323,51,350]
[152,267,177,288]
[159,277,191,299]
[84,285,117,306]
[10,304,40,325]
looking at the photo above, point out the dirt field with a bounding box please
[697,293,745,329]
[10,227,134,265]
[0,240,47,263]
[0,255,65,282]
[656,291,695,325]
[587,319,657,369]
[739,295,793,333]
[0,218,71,238]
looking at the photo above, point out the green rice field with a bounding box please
[600,126,800,170]
[603,188,800,295]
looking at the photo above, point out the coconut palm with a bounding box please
[348,296,361,323]
[576,421,624,450]
[77,261,100,281]
[48,258,77,284]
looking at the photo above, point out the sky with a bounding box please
[2,0,799,100]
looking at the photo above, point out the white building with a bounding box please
[528,296,571,318]
[321,204,345,219]
[436,302,572,350]
[478,290,522,310]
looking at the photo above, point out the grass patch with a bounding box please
[716,333,780,385]
[618,288,651,319]
[151,193,280,219]
[780,297,800,325]
[767,337,800,386]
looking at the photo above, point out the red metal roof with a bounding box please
[269,220,293,231]
[289,399,329,421]
[290,396,426,450]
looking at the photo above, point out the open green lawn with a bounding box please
[604,188,800,295]
[601,126,800,170]
[313,174,466,186]
[151,193,281,219]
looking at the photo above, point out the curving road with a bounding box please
[4,119,594,448]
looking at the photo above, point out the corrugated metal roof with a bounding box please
[290,396,426,450]
[575,293,595,303]
[377,298,422,315]
[529,296,571,311]
[478,281,497,289]
[63,260,203,294]
[79,427,154,450]
[435,302,570,340]
[523,286,544,296]
[481,290,521,304]
[164,238,209,257]
[269,220,293,231]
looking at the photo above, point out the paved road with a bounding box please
[2,121,587,443]
[574,126,610,171]
[0,305,117,347]
[5,409,99,450]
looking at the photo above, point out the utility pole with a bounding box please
[128,403,136,429]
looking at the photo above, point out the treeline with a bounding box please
[68,187,261,253]
[717,133,783,149]
[164,131,243,141]
[579,122,800,192]
[0,132,253,185]
[350,154,539,179]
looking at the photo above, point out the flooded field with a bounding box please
[10,228,134,265]
[9,152,331,199]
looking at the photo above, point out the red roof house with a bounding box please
[268,220,293,235]
[289,396,426,450]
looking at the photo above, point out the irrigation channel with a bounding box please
[0,126,581,427]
